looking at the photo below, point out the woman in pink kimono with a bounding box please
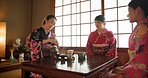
[86,15,117,57]
[103,0,148,78]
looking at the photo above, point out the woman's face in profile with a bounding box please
[46,18,56,30]
[128,7,137,23]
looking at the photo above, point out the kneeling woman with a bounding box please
[86,15,117,57]
[28,15,58,78]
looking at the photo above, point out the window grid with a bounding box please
[55,0,132,48]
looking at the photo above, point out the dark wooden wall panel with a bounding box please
[117,48,129,66]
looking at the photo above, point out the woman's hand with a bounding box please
[48,45,53,49]
[92,44,109,47]
[92,44,98,47]
[112,66,124,75]
[50,39,58,46]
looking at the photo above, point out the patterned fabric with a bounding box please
[86,28,117,56]
[28,27,56,78]
[29,27,47,61]
[103,18,148,78]
[122,18,148,78]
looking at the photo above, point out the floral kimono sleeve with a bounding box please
[105,31,117,57]
[122,24,148,78]
[30,30,43,61]
[86,33,95,55]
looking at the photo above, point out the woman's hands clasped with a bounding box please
[92,43,109,47]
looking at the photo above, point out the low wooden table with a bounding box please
[22,54,117,78]
[0,59,21,73]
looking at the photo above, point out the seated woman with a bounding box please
[27,15,58,78]
[86,15,117,57]
[102,0,148,78]
[28,15,58,62]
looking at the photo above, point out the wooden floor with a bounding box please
[0,69,21,78]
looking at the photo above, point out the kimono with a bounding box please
[86,28,117,56]
[30,27,55,61]
[103,18,148,78]
[29,27,48,61]
[28,27,55,78]
[122,18,148,78]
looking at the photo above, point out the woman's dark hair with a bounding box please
[94,15,105,23]
[128,0,148,17]
[42,15,57,25]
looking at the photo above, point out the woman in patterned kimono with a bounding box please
[86,15,117,57]
[28,15,58,78]
[103,0,148,78]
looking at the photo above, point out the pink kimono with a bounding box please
[105,18,148,78]
[86,28,117,56]
[122,18,148,78]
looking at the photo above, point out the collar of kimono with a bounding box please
[96,28,108,34]
[100,28,108,34]
[137,18,148,26]
[94,28,108,43]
